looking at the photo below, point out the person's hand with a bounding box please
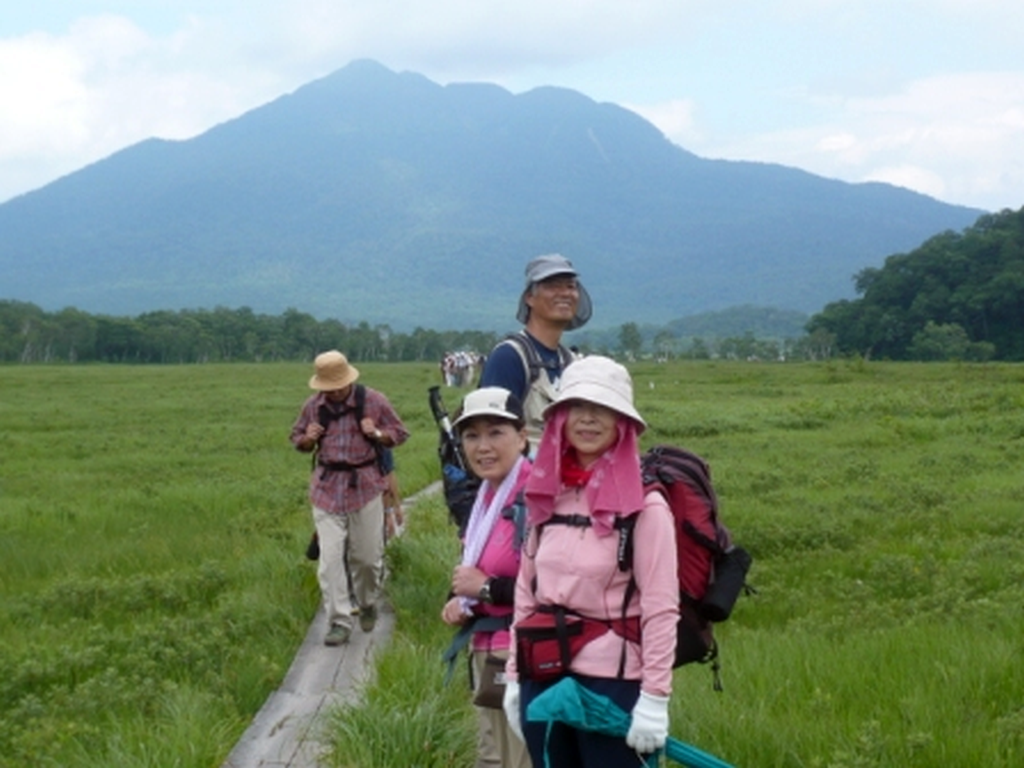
[384,504,403,539]
[360,417,380,438]
[305,423,325,441]
[626,691,670,754]
[450,565,487,598]
[441,597,468,626]
[503,680,523,742]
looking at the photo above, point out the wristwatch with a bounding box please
[478,579,493,604]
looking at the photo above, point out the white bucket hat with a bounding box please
[545,356,646,432]
[515,253,593,330]
[453,387,526,430]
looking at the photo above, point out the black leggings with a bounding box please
[520,674,657,768]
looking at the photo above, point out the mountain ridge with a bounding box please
[0,59,984,332]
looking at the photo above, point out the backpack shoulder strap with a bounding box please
[500,489,529,551]
[354,383,366,421]
[503,330,574,385]
[354,383,388,475]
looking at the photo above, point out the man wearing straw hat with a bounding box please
[291,350,409,646]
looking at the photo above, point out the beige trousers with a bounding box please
[471,649,530,768]
[313,495,384,630]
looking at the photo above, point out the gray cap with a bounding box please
[515,253,593,330]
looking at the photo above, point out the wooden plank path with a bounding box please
[221,481,442,767]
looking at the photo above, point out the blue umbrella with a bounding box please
[526,677,735,768]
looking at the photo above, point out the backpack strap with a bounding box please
[354,383,389,476]
[536,513,636,678]
[503,330,575,385]
[441,614,513,685]
[312,383,387,479]
[501,489,529,552]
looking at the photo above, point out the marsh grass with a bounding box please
[325,360,1024,767]
[0,362,441,767]
[3,360,1023,766]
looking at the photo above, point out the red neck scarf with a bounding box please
[560,448,594,488]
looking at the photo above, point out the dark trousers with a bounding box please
[520,674,658,768]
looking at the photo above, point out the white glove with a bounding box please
[626,690,670,754]
[503,679,524,742]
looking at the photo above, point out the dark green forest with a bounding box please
[0,303,501,364]
[0,300,811,364]
[807,206,1024,361]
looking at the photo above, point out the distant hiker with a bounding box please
[503,356,678,766]
[290,350,409,647]
[479,253,592,453]
[440,387,532,768]
[442,350,482,388]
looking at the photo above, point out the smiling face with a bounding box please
[459,416,528,485]
[564,400,619,467]
[524,274,580,327]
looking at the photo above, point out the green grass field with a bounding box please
[2,360,1023,767]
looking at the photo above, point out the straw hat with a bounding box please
[516,253,593,330]
[453,387,525,430]
[308,350,360,391]
[545,355,646,431]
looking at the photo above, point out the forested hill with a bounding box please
[0,59,983,331]
[808,207,1024,360]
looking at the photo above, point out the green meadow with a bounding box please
[2,361,1023,767]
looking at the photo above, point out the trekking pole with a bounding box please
[428,385,466,471]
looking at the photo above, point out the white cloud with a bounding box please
[626,99,701,145]
[647,71,1024,210]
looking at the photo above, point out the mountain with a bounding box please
[0,59,984,332]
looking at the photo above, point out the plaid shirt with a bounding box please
[290,387,409,514]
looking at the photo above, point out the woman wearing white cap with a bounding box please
[502,356,678,767]
[441,387,533,768]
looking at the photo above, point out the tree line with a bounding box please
[807,206,1024,361]
[0,302,501,364]
[2,299,826,365]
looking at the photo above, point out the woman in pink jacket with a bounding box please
[503,356,678,767]
[441,387,532,768]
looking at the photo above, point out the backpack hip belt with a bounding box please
[317,456,379,487]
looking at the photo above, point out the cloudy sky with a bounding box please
[2,1,1023,212]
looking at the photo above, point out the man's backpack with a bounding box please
[620,444,753,690]
[502,330,575,386]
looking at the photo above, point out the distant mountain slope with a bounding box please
[0,59,984,332]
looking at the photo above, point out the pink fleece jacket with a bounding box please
[507,486,679,697]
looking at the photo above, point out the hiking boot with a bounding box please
[359,604,377,633]
[324,624,351,646]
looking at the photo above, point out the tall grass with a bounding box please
[3,361,1023,766]
[325,360,1024,767]
[0,362,441,767]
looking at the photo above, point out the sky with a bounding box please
[2,1,1023,212]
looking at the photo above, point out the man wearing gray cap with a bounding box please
[479,253,592,452]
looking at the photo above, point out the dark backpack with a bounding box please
[622,444,753,689]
